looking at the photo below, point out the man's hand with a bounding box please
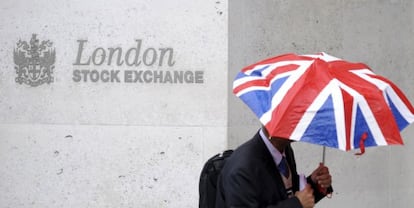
[295,184,314,208]
[311,163,332,189]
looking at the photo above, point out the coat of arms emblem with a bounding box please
[14,34,55,86]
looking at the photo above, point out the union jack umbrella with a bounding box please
[233,52,414,155]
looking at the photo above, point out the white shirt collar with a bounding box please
[260,129,308,189]
[259,128,284,165]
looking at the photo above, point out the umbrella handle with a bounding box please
[322,146,326,164]
[321,146,333,198]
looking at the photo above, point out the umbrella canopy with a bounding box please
[233,52,414,153]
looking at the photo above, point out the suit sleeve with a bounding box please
[220,168,303,208]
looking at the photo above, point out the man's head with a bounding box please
[262,125,292,153]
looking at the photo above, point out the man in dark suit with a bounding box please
[215,127,332,208]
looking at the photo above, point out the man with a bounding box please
[215,127,332,208]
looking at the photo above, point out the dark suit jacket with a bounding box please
[215,131,327,208]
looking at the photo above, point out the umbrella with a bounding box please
[233,52,414,156]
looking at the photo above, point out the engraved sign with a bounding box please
[14,34,55,87]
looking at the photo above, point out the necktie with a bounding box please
[278,156,290,178]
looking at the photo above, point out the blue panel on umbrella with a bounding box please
[301,95,338,148]
[353,106,377,148]
[235,65,270,79]
[239,76,289,118]
[386,94,409,131]
[250,65,270,76]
